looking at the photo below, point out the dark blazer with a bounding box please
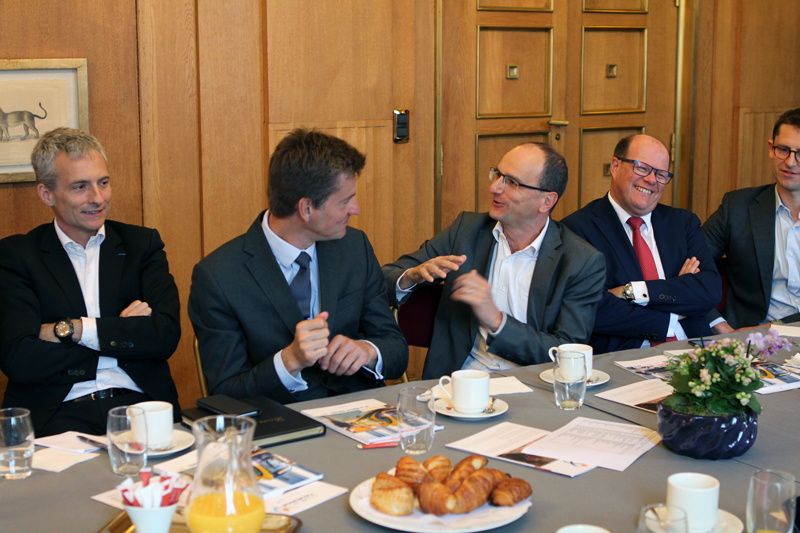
[0,221,181,433]
[703,184,799,328]
[382,212,606,378]
[188,212,408,404]
[562,196,721,354]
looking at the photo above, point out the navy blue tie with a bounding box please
[290,252,312,318]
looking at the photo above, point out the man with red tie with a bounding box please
[562,134,721,354]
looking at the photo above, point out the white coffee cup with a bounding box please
[667,472,720,532]
[549,343,593,381]
[556,526,611,533]
[438,369,490,414]
[131,401,174,451]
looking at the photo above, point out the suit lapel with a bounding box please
[650,206,680,277]
[750,186,776,307]
[243,214,304,334]
[99,225,123,316]
[39,224,87,317]
[528,222,562,327]
[591,197,642,282]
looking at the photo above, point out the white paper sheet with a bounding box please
[595,380,674,413]
[32,447,99,472]
[520,417,661,472]
[34,431,103,453]
[266,481,348,515]
[773,325,800,338]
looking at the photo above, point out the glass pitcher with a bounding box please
[185,415,265,533]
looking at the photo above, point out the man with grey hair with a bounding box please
[0,127,181,436]
[383,142,606,378]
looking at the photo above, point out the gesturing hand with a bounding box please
[282,312,330,376]
[451,270,503,332]
[399,255,467,290]
[319,336,377,376]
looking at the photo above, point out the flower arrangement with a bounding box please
[662,329,792,416]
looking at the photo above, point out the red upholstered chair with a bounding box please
[715,258,729,313]
[394,283,444,381]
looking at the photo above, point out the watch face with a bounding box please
[55,321,72,338]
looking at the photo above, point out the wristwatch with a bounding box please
[622,283,636,302]
[54,319,75,344]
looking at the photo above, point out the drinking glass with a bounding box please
[637,504,689,533]
[107,406,148,477]
[746,469,796,533]
[553,351,587,410]
[0,407,35,480]
[397,387,435,455]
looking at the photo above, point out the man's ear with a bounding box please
[540,192,558,213]
[296,198,313,222]
[768,139,775,160]
[37,183,54,207]
[609,156,621,178]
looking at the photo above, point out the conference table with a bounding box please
[2,326,798,533]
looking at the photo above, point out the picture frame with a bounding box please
[0,58,89,183]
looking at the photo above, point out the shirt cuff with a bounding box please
[273,351,309,393]
[395,271,416,302]
[78,317,100,351]
[359,340,384,380]
[709,317,727,328]
[631,281,650,305]
[487,312,508,337]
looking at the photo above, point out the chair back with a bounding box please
[396,283,443,348]
[193,336,210,397]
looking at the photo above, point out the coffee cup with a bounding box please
[438,369,490,414]
[549,343,593,381]
[666,472,719,532]
[131,401,174,451]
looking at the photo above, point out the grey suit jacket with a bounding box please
[382,212,606,378]
[188,212,408,404]
[703,184,800,328]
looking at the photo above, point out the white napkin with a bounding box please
[772,325,800,338]
[488,376,534,395]
[784,353,800,368]
[34,431,103,453]
[32,447,98,472]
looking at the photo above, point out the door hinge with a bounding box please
[670,133,677,163]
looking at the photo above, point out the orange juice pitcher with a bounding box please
[185,415,265,533]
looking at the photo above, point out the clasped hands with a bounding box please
[283,311,378,377]
[609,257,701,299]
[39,300,152,343]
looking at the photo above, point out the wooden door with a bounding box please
[442,0,679,226]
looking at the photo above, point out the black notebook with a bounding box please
[181,395,326,447]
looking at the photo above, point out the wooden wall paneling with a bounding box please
[197,0,265,255]
[578,127,641,207]
[736,108,783,191]
[581,28,646,114]
[583,0,647,13]
[478,0,550,11]
[137,0,203,407]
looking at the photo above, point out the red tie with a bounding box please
[626,217,677,344]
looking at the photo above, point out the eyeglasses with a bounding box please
[489,167,553,193]
[773,145,800,164]
[616,157,674,184]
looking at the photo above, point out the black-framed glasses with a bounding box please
[773,145,800,164]
[489,167,553,192]
[616,157,674,184]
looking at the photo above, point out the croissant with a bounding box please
[491,477,532,506]
[370,473,414,516]
[395,456,431,492]
[451,468,506,514]
[418,481,456,515]
[422,455,452,483]
[445,455,489,492]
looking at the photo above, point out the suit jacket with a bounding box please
[0,221,181,433]
[703,184,799,329]
[562,196,721,354]
[382,212,606,378]
[187,212,408,404]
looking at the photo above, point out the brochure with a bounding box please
[446,422,595,478]
[752,359,800,394]
[595,379,674,414]
[614,355,673,381]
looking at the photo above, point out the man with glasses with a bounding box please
[703,108,800,331]
[383,143,605,378]
[563,134,721,354]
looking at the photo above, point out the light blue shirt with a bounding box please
[261,212,383,392]
[767,188,800,321]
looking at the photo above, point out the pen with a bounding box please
[357,441,398,450]
[77,435,108,450]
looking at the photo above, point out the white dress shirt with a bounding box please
[767,187,800,321]
[54,221,142,402]
[261,212,383,392]
[607,194,687,345]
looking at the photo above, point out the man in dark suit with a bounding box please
[0,128,181,436]
[703,108,800,331]
[188,129,407,403]
[562,134,721,354]
[383,143,606,378]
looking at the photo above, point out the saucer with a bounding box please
[433,397,508,419]
[539,369,610,387]
[714,509,743,533]
[147,430,195,457]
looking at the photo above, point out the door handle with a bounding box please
[548,119,569,127]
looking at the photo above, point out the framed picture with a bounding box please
[0,58,89,183]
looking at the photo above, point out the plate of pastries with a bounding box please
[349,454,532,532]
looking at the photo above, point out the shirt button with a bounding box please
[502,286,506,291]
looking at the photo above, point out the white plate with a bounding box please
[714,509,743,533]
[147,430,195,457]
[349,474,531,533]
[539,369,610,387]
[433,397,508,419]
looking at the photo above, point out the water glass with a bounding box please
[397,387,435,455]
[108,406,148,477]
[746,469,796,533]
[638,503,689,533]
[0,407,35,480]
[553,351,587,410]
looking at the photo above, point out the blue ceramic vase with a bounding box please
[656,403,758,460]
